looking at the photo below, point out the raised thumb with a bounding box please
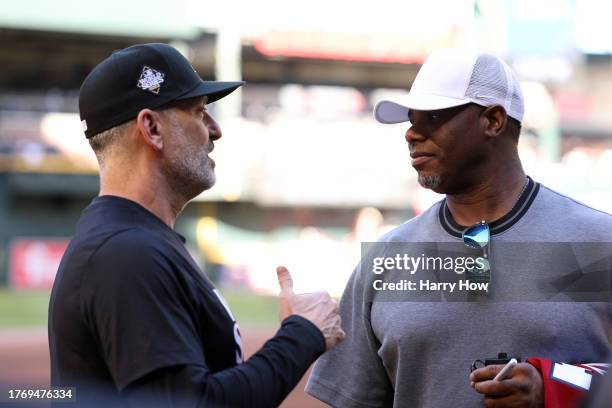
[276,265,294,294]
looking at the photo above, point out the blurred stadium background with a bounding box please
[0,0,611,406]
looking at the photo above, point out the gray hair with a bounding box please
[88,121,133,167]
[418,174,442,190]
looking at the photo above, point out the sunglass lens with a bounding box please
[463,223,489,249]
[466,256,491,286]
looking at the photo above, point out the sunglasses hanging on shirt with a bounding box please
[462,220,491,289]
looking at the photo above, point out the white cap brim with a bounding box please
[374,95,473,124]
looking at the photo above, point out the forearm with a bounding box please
[123,315,325,407]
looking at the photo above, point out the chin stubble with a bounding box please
[164,119,216,199]
[418,174,442,190]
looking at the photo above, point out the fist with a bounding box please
[276,266,345,350]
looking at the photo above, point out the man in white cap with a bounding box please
[305,49,611,407]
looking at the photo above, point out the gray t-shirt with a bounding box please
[306,179,612,407]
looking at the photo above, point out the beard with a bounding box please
[418,174,442,190]
[162,118,216,201]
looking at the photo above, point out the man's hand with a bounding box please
[276,266,345,350]
[470,362,544,408]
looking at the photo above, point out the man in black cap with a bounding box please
[48,43,344,407]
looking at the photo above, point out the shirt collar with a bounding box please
[438,176,540,238]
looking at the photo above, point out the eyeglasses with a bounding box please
[462,220,491,287]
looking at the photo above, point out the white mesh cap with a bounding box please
[374,49,524,124]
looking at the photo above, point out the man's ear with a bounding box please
[481,105,508,139]
[135,109,164,150]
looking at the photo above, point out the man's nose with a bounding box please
[405,125,426,144]
[206,114,222,141]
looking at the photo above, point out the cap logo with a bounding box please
[137,65,165,95]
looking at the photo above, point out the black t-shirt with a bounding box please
[48,196,325,407]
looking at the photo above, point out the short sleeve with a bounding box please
[305,261,394,408]
[80,229,205,391]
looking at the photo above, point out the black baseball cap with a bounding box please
[79,43,245,138]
